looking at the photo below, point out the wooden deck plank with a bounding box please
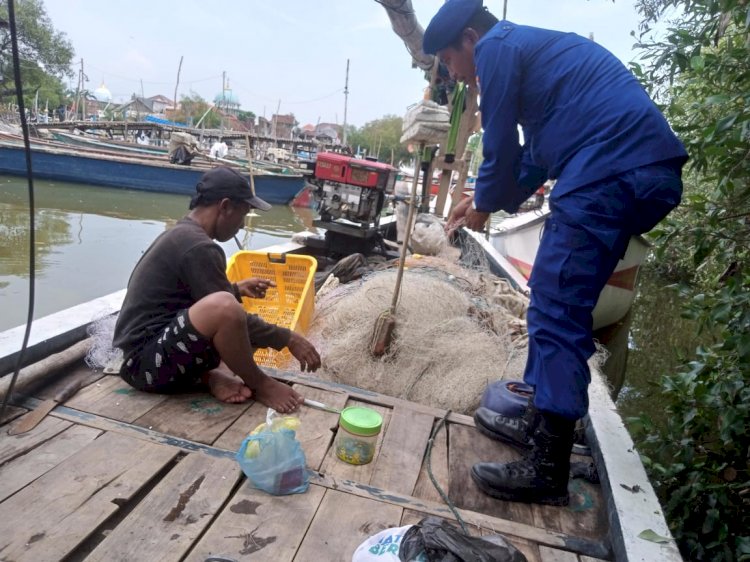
[411,418,449,504]
[292,385,348,470]
[0,404,26,425]
[135,391,250,444]
[531,453,607,542]
[213,400,266,450]
[555,475,608,543]
[32,403,611,559]
[506,537,543,562]
[539,545,580,561]
[294,489,402,561]
[269,369,475,426]
[579,555,609,562]
[0,424,102,502]
[66,375,167,423]
[0,415,72,464]
[86,451,241,562]
[370,406,434,495]
[400,510,482,536]
[185,480,326,562]
[403,418,450,531]
[448,423,535,525]
[213,384,347,470]
[0,431,177,562]
[319,400,391,484]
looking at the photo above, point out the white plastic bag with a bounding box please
[352,525,420,561]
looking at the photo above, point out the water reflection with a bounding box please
[0,175,313,331]
[0,206,79,276]
[617,265,706,425]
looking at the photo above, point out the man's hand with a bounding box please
[465,207,490,231]
[445,196,472,236]
[445,195,490,234]
[287,332,321,372]
[237,278,276,299]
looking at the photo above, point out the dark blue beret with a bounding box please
[423,0,483,55]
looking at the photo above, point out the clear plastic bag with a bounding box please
[236,410,309,495]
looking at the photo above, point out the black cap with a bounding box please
[194,166,271,211]
[423,0,483,55]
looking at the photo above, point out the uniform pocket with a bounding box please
[529,218,607,308]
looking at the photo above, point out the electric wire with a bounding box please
[0,0,37,423]
[426,410,469,535]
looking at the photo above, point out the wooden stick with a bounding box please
[0,338,91,402]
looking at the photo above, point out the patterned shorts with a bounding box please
[120,309,221,394]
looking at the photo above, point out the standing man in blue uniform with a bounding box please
[423,0,687,505]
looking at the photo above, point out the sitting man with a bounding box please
[113,166,321,413]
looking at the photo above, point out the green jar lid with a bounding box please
[339,406,382,437]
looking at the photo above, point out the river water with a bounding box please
[0,174,692,416]
[0,175,316,331]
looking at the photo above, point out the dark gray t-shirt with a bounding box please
[113,216,290,354]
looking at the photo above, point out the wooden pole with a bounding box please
[245,134,257,196]
[173,55,183,115]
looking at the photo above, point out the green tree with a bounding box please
[626,1,750,559]
[173,91,220,128]
[0,0,74,107]
[237,109,255,127]
[348,115,410,165]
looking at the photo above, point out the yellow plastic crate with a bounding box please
[226,251,317,368]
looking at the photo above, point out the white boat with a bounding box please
[490,204,650,330]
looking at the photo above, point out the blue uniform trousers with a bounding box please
[524,160,683,419]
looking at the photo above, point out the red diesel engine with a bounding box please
[310,152,397,227]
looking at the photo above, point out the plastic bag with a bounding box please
[352,525,415,561]
[411,214,448,256]
[236,409,309,495]
[399,517,527,562]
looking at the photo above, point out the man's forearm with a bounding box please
[245,314,292,350]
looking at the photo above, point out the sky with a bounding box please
[42,0,644,128]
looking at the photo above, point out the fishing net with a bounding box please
[85,314,123,372]
[81,229,605,415]
[306,244,532,415]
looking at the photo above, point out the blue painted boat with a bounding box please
[0,138,305,205]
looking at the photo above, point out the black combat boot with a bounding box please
[470,410,575,506]
[473,397,539,451]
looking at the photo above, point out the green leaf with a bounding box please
[638,529,673,544]
[715,113,739,134]
[704,94,730,105]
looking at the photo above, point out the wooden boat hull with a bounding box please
[0,233,681,562]
[491,209,650,330]
[0,142,305,205]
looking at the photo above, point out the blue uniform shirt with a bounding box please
[473,21,688,213]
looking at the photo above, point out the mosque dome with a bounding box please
[214,91,240,105]
[93,83,112,102]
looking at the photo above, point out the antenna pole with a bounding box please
[342,59,350,146]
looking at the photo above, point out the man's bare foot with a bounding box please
[205,369,253,403]
[253,375,303,414]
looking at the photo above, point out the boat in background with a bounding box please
[0,133,305,205]
[47,129,304,177]
[490,204,650,330]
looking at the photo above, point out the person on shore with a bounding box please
[113,166,321,413]
[423,0,687,505]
